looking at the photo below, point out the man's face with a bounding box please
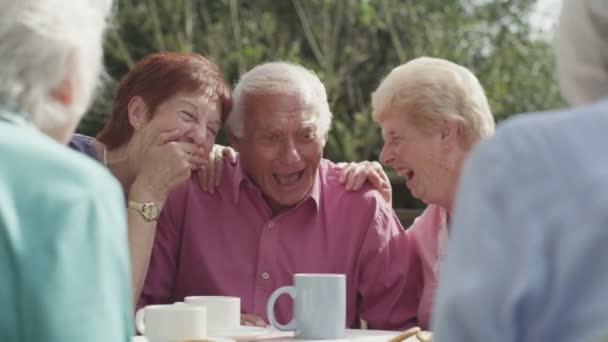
[235,93,326,213]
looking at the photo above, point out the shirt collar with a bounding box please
[231,158,322,212]
[307,165,321,211]
[231,158,250,204]
[0,107,30,127]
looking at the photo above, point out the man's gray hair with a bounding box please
[0,0,112,132]
[226,62,333,138]
[557,0,608,106]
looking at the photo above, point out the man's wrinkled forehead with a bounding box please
[255,110,319,134]
[244,91,305,110]
[245,92,318,125]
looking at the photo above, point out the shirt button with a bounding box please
[268,221,274,228]
[262,272,270,279]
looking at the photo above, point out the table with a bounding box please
[132,328,409,341]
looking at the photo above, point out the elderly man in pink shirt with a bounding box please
[138,62,421,330]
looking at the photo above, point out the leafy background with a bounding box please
[79,0,565,212]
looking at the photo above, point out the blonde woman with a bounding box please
[371,57,495,328]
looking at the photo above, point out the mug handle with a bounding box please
[267,286,297,331]
[134,307,146,335]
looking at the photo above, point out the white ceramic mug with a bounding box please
[184,296,240,334]
[267,273,346,339]
[135,303,207,342]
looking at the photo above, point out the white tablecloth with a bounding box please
[132,328,407,342]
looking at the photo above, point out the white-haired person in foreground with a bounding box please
[363,57,495,329]
[432,0,608,341]
[0,1,133,341]
[138,61,421,330]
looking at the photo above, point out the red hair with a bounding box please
[97,51,231,149]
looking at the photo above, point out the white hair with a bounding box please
[0,0,112,133]
[557,0,608,106]
[226,62,333,138]
[372,57,495,149]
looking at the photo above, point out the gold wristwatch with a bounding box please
[127,200,160,221]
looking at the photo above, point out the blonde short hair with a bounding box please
[372,57,495,149]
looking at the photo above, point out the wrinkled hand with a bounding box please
[198,144,238,193]
[388,327,433,342]
[337,161,392,204]
[241,313,267,327]
[130,129,207,203]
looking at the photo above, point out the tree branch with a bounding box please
[148,0,166,50]
[291,0,324,64]
[183,0,194,51]
[381,0,406,60]
[109,29,135,68]
[230,0,245,75]
[328,0,346,67]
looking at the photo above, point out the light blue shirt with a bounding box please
[0,113,133,341]
[432,99,608,342]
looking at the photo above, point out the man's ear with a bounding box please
[127,96,148,131]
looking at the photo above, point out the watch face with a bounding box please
[142,203,159,220]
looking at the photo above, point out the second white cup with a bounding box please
[185,296,241,334]
[135,303,207,342]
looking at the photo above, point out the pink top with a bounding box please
[138,158,421,330]
[407,205,449,329]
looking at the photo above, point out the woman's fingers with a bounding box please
[240,314,267,327]
[350,162,374,191]
[212,147,223,188]
[339,162,357,187]
[337,161,392,203]
[188,153,205,170]
[155,128,181,145]
[222,145,238,164]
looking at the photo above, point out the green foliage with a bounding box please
[81,0,565,163]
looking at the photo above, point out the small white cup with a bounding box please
[184,296,240,334]
[135,303,207,341]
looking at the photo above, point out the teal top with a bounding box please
[0,112,133,341]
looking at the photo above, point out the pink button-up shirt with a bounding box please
[139,158,420,330]
[406,204,449,329]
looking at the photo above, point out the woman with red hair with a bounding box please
[70,51,232,300]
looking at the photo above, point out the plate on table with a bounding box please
[132,336,236,342]
[211,326,270,340]
[353,336,418,342]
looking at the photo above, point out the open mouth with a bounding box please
[397,168,415,182]
[406,169,414,182]
[273,170,305,186]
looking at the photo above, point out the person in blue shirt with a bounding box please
[432,1,608,341]
[0,0,133,341]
